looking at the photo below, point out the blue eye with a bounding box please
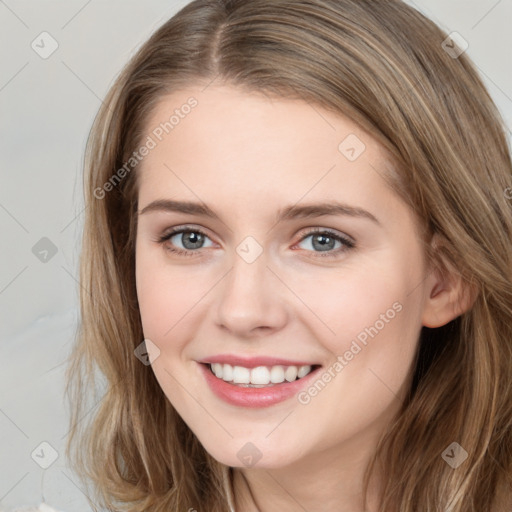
[295,228,355,258]
[157,226,355,258]
[158,227,214,257]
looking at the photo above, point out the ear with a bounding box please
[421,236,478,328]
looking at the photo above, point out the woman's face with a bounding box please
[135,84,432,469]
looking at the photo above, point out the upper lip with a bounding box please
[198,354,319,368]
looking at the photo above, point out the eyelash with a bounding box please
[157,226,355,259]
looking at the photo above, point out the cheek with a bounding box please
[135,251,203,404]
[136,265,169,340]
[286,257,417,347]
[287,253,424,403]
[136,248,183,344]
[291,273,422,446]
[135,248,215,352]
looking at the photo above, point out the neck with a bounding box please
[232,429,384,512]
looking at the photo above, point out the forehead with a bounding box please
[136,84,399,220]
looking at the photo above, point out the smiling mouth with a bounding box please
[206,362,321,387]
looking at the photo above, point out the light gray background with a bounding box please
[1,1,511,510]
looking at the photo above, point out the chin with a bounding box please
[198,435,304,469]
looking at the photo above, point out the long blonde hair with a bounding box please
[66,0,512,510]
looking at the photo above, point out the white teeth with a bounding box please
[270,365,285,383]
[251,366,270,385]
[297,365,311,378]
[210,363,313,386]
[212,363,223,378]
[285,366,298,382]
[232,366,251,384]
[222,364,234,382]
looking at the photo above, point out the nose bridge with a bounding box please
[214,237,287,335]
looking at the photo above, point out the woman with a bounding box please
[66,0,512,510]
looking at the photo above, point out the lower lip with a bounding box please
[199,363,321,408]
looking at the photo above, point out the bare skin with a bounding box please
[135,84,471,511]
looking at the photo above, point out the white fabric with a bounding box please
[3,504,61,512]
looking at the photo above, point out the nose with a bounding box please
[214,248,289,338]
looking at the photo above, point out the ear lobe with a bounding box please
[421,243,478,328]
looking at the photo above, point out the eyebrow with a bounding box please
[138,199,380,225]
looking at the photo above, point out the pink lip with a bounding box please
[198,362,321,408]
[198,354,317,368]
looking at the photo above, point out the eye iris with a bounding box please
[182,231,204,249]
[312,234,335,251]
